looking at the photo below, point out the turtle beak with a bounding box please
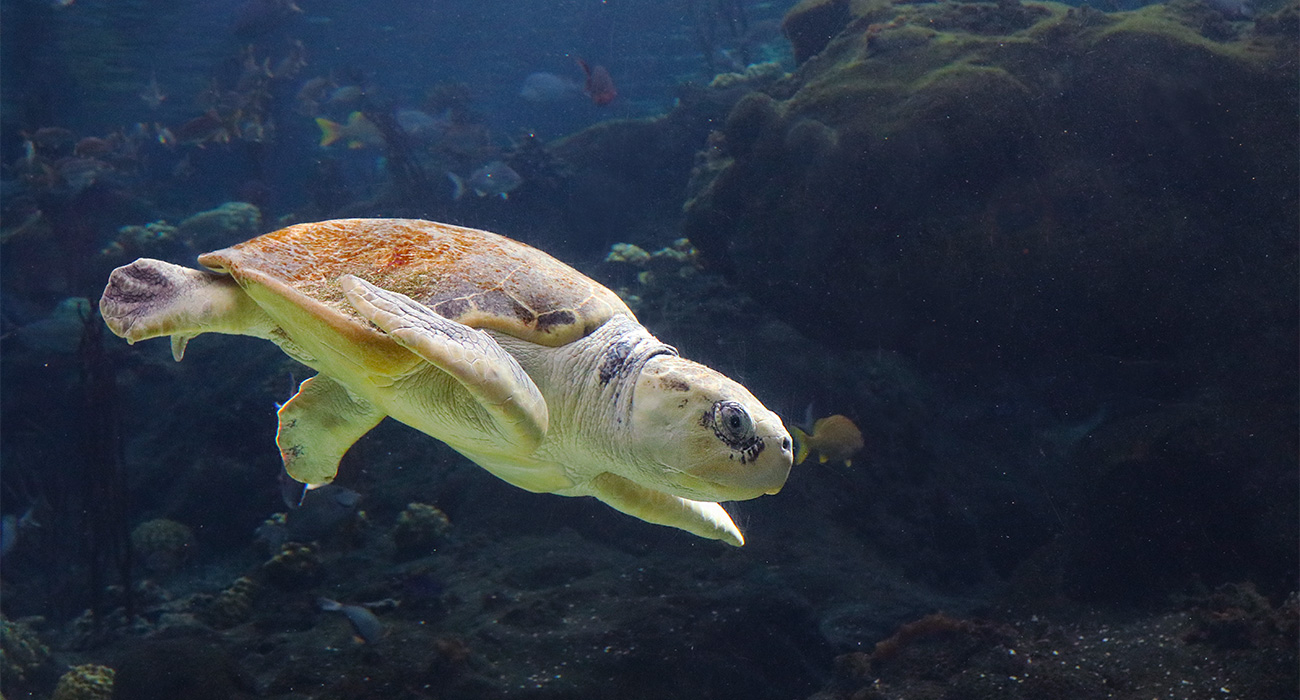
[774,434,794,487]
[763,436,793,495]
[761,433,795,495]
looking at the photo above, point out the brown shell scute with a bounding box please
[197,218,632,346]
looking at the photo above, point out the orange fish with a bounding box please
[790,414,864,466]
[315,111,383,149]
[576,58,617,107]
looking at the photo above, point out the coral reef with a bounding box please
[1,615,50,685]
[391,502,452,561]
[782,0,856,63]
[102,220,177,258]
[261,542,323,589]
[175,201,261,250]
[605,238,702,274]
[201,576,261,630]
[1184,583,1300,650]
[602,238,705,308]
[253,512,290,555]
[129,518,196,575]
[689,0,1298,374]
[708,60,788,89]
[604,242,653,266]
[51,663,114,700]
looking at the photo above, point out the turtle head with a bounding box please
[629,355,793,502]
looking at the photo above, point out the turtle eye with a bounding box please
[712,400,754,446]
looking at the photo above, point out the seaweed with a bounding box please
[77,309,134,632]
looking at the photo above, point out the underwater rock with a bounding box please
[51,664,115,700]
[722,91,780,157]
[686,0,1299,378]
[818,599,952,653]
[602,238,708,308]
[780,116,839,170]
[103,220,178,258]
[870,613,1014,679]
[605,239,702,273]
[782,0,854,63]
[428,636,473,683]
[0,615,50,686]
[129,518,196,576]
[413,530,835,699]
[544,84,752,256]
[684,129,733,205]
[202,576,261,630]
[1184,583,1300,650]
[252,512,290,555]
[604,242,652,266]
[8,297,91,354]
[1061,402,1299,602]
[678,0,1298,603]
[925,0,1052,36]
[261,542,323,589]
[826,603,1300,700]
[708,61,788,89]
[110,638,250,700]
[62,608,139,652]
[175,201,261,250]
[648,238,702,270]
[392,502,452,561]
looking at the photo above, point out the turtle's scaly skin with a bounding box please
[198,218,629,347]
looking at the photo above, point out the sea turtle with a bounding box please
[100,218,792,545]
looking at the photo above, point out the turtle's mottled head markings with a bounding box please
[629,354,793,502]
[598,336,637,386]
[661,377,690,392]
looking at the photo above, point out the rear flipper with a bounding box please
[277,374,386,486]
[100,258,275,360]
[588,472,744,546]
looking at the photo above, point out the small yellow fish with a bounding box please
[790,414,864,466]
[315,111,383,149]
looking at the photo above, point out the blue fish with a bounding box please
[519,72,584,103]
[1,507,40,557]
[448,161,522,200]
[318,597,387,644]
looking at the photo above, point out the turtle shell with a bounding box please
[197,218,632,347]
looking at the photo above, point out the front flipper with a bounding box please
[589,472,744,546]
[339,275,548,454]
[277,374,385,485]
